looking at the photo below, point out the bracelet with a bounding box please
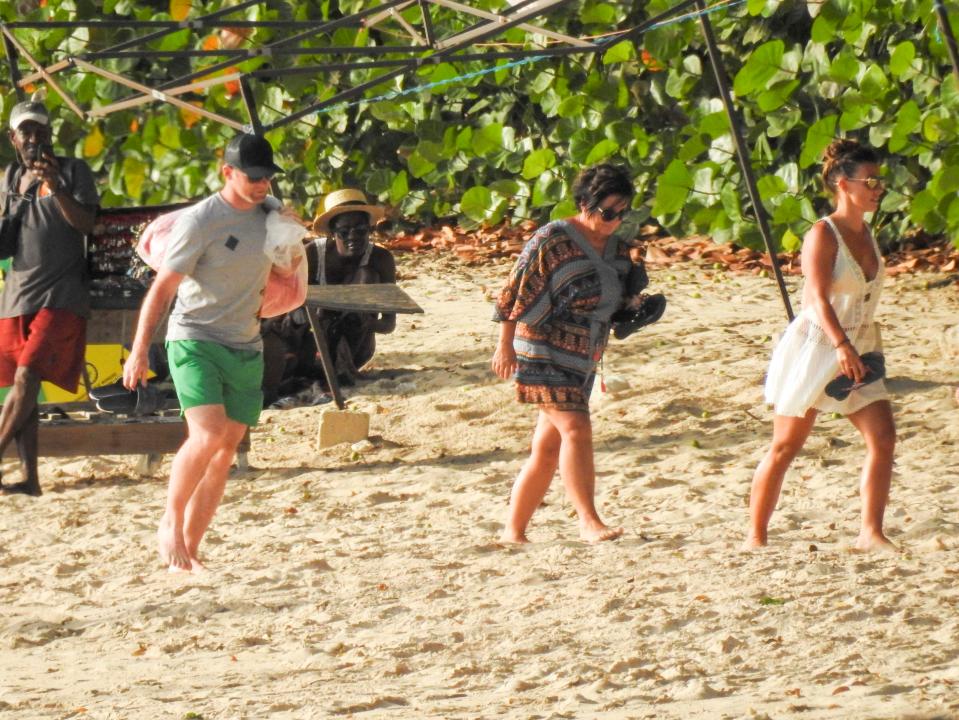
[834,337,851,349]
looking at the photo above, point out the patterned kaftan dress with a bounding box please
[765,216,888,417]
[494,220,631,412]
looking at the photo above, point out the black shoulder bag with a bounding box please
[0,164,28,260]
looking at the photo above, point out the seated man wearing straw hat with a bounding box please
[261,189,396,403]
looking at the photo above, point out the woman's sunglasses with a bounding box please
[847,177,884,190]
[593,206,630,222]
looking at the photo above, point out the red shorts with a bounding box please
[0,309,87,392]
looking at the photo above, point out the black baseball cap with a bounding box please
[224,133,283,180]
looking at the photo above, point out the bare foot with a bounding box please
[157,513,191,570]
[499,529,530,544]
[167,558,209,575]
[741,534,768,551]
[854,531,898,553]
[579,522,624,543]
[1,480,42,497]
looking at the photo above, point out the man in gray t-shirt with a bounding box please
[0,100,98,496]
[123,133,284,572]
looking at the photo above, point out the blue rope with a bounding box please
[310,0,748,116]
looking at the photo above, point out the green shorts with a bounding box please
[166,340,264,427]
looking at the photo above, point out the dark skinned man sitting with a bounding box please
[261,189,396,406]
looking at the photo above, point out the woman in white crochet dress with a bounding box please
[745,138,895,551]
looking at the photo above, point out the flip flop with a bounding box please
[612,293,667,340]
[824,351,886,401]
[89,381,165,415]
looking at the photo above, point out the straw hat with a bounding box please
[312,189,385,234]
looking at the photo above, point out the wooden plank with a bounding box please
[3,417,185,458]
[2,417,251,459]
[305,283,424,314]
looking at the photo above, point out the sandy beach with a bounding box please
[1,248,958,719]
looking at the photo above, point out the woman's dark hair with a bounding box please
[821,138,880,193]
[573,163,635,210]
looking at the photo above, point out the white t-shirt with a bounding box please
[163,193,278,352]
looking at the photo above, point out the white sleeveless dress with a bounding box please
[764,216,888,417]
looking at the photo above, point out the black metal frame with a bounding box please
[1,0,820,322]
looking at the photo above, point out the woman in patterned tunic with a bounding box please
[745,139,896,551]
[492,164,637,543]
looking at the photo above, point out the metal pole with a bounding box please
[2,27,85,119]
[695,1,794,322]
[934,0,959,83]
[238,76,282,200]
[154,0,414,92]
[267,0,579,130]
[1,25,24,101]
[418,0,437,47]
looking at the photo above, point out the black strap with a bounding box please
[1,163,31,221]
[1,164,16,218]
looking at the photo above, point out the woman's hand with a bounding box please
[491,343,517,380]
[836,341,866,383]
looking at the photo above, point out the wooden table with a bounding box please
[11,294,190,464]
[303,284,424,409]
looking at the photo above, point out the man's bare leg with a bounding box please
[548,408,623,543]
[501,411,561,543]
[158,404,239,570]
[0,366,42,496]
[182,417,248,570]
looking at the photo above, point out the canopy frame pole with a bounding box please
[695,0,794,322]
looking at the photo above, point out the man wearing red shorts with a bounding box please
[0,100,98,495]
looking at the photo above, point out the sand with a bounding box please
[1,250,958,720]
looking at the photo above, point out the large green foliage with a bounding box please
[2,0,958,249]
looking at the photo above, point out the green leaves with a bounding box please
[800,115,838,169]
[653,160,693,218]
[733,40,785,96]
[460,185,508,225]
[1,0,955,250]
[522,149,557,180]
[121,155,147,201]
[471,123,508,157]
[603,41,635,65]
[460,186,493,222]
[889,41,916,77]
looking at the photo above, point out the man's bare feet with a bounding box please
[1,480,42,497]
[579,522,624,543]
[157,513,191,570]
[854,530,898,553]
[500,529,530,544]
[741,534,768,550]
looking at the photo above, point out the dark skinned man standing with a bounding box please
[0,100,98,496]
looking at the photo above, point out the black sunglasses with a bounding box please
[593,205,630,222]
